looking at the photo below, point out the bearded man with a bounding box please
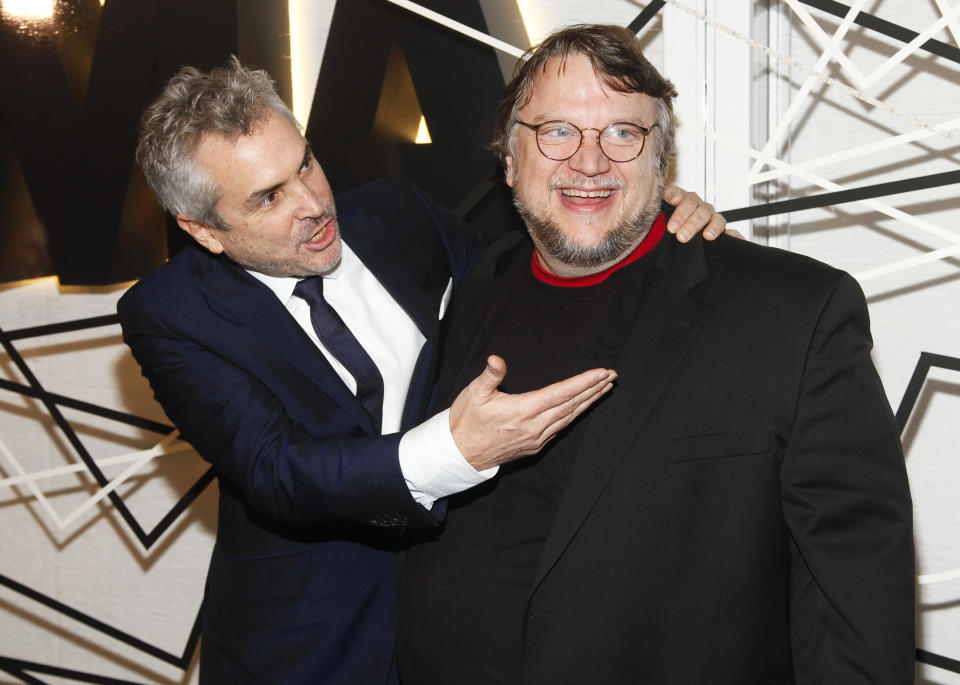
[398,24,915,685]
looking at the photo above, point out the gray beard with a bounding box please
[513,188,664,269]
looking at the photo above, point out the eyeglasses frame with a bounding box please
[515,119,658,163]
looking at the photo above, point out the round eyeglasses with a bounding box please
[516,119,657,163]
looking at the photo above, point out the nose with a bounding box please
[566,129,611,177]
[293,179,325,219]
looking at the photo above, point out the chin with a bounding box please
[314,253,343,276]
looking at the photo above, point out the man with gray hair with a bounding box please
[399,24,915,684]
[119,56,722,683]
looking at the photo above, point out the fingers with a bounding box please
[470,355,508,397]
[482,354,507,383]
[663,186,694,237]
[512,377,615,457]
[726,227,746,241]
[526,367,616,414]
[702,209,727,241]
[662,185,685,206]
[673,200,718,242]
[532,372,615,438]
[673,202,724,242]
[450,365,617,469]
[663,187,726,243]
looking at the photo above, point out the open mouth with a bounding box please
[301,217,336,249]
[305,223,327,242]
[561,188,613,199]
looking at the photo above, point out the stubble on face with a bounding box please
[219,199,342,278]
[513,173,664,269]
[504,53,666,274]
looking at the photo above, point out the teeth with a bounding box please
[561,189,612,198]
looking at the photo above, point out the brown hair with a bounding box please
[492,24,677,178]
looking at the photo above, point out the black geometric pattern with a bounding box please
[721,170,960,224]
[0,656,147,684]
[0,314,211,682]
[798,0,960,64]
[0,315,215,549]
[0,0,956,681]
[893,352,960,674]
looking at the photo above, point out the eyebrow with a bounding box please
[242,142,312,213]
[532,118,651,128]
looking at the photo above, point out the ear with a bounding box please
[505,155,517,188]
[177,215,225,254]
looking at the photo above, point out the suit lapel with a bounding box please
[345,216,437,341]
[430,233,527,411]
[193,248,376,432]
[343,216,445,430]
[531,237,711,593]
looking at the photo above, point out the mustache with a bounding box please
[548,174,625,190]
[303,205,336,225]
[294,203,337,243]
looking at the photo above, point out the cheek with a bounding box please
[628,162,657,200]
[311,174,333,200]
[644,151,657,177]
[243,217,287,250]
[510,144,550,189]
[515,160,556,195]
[514,172,543,208]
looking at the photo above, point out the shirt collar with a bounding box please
[247,241,358,305]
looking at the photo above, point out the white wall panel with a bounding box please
[1,1,956,681]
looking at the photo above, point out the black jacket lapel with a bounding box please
[428,233,528,413]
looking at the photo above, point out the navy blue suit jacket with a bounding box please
[118,178,477,684]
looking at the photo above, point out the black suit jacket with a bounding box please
[118,178,476,684]
[407,230,915,684]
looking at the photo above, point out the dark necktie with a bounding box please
[294,277,384,432]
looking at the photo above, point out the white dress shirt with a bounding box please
[248,241,494,509]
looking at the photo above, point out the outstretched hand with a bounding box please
[663,186,731,242]
[449,356,616,471]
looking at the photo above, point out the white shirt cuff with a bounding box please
[399,408,498,509]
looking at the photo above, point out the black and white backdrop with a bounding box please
[0,1,957,682]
